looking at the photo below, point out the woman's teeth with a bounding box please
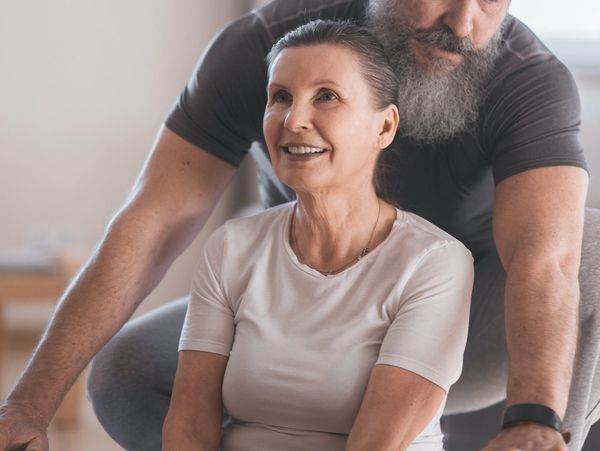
[286,146,325,154]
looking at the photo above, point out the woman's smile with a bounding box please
[281,143,330,162]
[283,148,329,162]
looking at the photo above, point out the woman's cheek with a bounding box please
[263,111,280,143]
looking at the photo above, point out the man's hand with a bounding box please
[481,423,568,451]
[0,401,49,451]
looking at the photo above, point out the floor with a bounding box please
[4,335,600,451]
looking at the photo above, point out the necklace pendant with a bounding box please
[357,247,370,260]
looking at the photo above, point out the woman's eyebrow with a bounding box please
[311,79,344,89]
[267,82,288,90]
[267,80,345,89]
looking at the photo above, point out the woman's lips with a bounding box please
[282,146,329,161]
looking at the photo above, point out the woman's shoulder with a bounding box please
[391,209,472,262]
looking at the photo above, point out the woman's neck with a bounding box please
[291,189,396,274]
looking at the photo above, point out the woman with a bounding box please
[162,20,474,451]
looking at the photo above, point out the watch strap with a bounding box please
[502,403,563,432]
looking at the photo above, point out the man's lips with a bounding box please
[412,39,464,66]
[427,45,464,63]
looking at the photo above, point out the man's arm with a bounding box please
[482,165,588,450]
[162,351,227,451]
[0,127,237,450]
[345,365,446,451]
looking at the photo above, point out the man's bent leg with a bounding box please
[87,297,188,451]
[442,247,509,449]
[564,207,600,450]
[445,247,508,415]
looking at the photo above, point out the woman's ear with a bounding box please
[378,104,399,149]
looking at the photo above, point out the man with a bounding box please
[0,0,597,450]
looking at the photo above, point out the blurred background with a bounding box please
[0,0,598,449]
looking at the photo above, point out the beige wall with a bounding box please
[576,74,600,208]
[0,1,255,316]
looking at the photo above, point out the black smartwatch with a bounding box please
[502,404,571,444]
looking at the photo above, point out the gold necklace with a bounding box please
[290,200,381,276]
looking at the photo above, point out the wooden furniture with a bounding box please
[0,251,83,427]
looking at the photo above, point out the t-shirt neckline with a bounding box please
[282,202,402,279]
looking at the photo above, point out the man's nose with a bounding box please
[441,0,476,39]
[283,102,313,131]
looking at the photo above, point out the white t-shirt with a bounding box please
[179,203,474,451]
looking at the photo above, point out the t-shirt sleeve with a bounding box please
[164,12,272,167]
[376,241,474,392]
[179,225,234,356]
[483,55,588,185]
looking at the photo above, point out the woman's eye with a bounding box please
[317,90,338,102]
[273,91,291,103]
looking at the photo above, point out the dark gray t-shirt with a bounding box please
[165,0,587,259]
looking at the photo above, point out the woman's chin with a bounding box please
[282,178,332,197]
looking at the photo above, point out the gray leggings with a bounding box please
[87,208,600,451]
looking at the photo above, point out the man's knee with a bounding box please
[87,326,145,404]
[86,298,187,424]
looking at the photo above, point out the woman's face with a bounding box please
[263,43,397,196]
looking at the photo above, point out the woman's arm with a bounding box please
[345,364,445,451]
[162,350,228,451]
[346,241,474,450]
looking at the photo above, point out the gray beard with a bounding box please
[365,2,504,144]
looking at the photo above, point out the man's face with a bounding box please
[393,0,510,72]
[366,0,510,143]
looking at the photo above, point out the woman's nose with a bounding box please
[441,0,476,39]
[283,102,313,132]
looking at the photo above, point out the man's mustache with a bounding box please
[412,28,478,55]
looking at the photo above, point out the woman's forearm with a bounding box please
[164,352,227,451]
[162,411,221,451]
[162,426,218,451]
[345,365,445,451]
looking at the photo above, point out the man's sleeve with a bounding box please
[164,12,273,167]
[483,56,589,185]
[179,225,234,356]
[376,241,474,392]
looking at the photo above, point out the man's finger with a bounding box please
[0,432,7,450]
[25,435,49,451]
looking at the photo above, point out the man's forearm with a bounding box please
[6,206,196,425]
[504,258,580,418]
